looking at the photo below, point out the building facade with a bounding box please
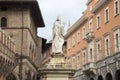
[65,0,120,80]
[0,29,17,80]
[0,0,45,80]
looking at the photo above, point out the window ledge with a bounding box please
[105,20,109,24]
[114,13,119,17]
[97,27,101,30]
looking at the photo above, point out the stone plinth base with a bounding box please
[39,54,75,80]
[50,53,65,64]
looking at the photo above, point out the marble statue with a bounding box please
[52,17,64,54]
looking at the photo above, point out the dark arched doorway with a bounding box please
[115,70,120,80]
[90,78,94,80]
[98,75,103,80]
[1,17,7,27]
[6,73,17,80]
[106,73,113,80]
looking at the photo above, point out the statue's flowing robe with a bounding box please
[52,21,64,53]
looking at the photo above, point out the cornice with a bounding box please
[65,16,88,39]
[86,0,92,5]
[91,0,108,13]
[112,25,120,31]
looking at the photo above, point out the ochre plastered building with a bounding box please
[65,0,120,80]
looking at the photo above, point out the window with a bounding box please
[72,56,75,68]
[67,39,71,50]
[104,35,110,57]
[90,48,93,61]
[82,27,86,39]
[77,31,80,43]
[67,58,71,64]
[104,7,109,23]
[115,34,119,51]
[96,40,101,60]
[89,19,93,32]
[72,35,75,46]
[82,49,86,65]
[77,53,80,69]
[96,14,100,29]
[88,41,94,62]
[114,29,120,53]
[114,0,119,16]
[83,52,86,65]
[1,17,7,27]
[106,39,109,55]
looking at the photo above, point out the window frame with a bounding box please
[72,35,75,46]
[104,7,109,23]
[77,31,80,43]
[67,39,71,50]
[72,56,76,68]
[67,58,71,64]
[96,40,102,61]
[96,14,101,29]
[113,29,120,53]
[114,0,119,16]
[104,35,110,57]
[77,53,80,69]
[82,50,86,65]
[88,41,94,62]
[89,19,93,32]
[82,27,86,39]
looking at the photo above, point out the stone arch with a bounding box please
[115,70,120,80]
[6,73,17,80]
[98,75,103,80]
[105,73,113,80]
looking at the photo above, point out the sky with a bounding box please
[37,0,87,42]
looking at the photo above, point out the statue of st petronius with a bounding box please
[52,17,64,54]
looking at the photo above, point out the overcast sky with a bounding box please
[37,0,87,42]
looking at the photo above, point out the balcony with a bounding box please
[84,32,94,42]
[82,62,96,75]
[0,30,17,76]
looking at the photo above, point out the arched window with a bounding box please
[90,78,94,80]
[106,73,113,80]
[1,17,7,27]
[98,75,103,80]
[115,70,120,80]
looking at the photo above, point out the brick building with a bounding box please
[65,0,120,80]
[0,0,45,80]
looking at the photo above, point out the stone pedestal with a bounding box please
[40,54,75,80]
